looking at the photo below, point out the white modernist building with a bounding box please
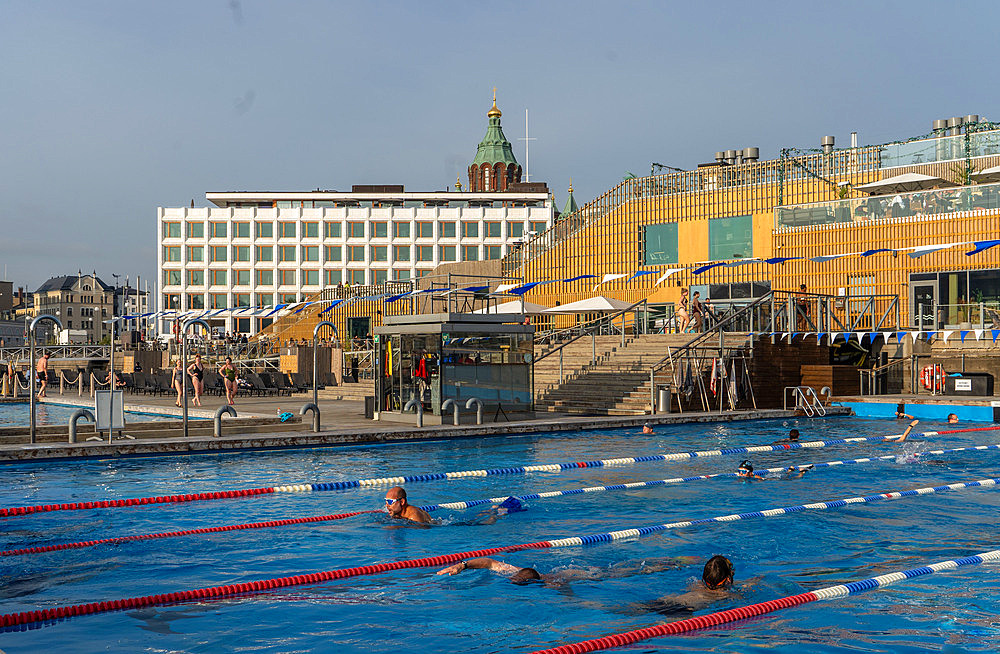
[157,188,553,335]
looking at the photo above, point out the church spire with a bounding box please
[468,90,521,192]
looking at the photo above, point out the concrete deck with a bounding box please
[0,396,851,462]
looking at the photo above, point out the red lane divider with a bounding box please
[1,510,379,557]
[0,542,553,629]
[935,426,1000,435]
[530,593,818,654]
[0,487,275,518]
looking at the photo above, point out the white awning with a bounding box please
[471,300,550,315]
[972,164,1000,184]
[541,296,635,313]
[854,172,957,195]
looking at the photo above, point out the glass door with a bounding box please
[910,282,936,329]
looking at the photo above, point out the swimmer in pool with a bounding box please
[738,459,811,480]
[894,403,914,420]
[773,428,800,444]
[637,555,736,614]
[947,413,959,424]
[886,419,919,443]
[642,423,654,435]
[384,486,432,524]
[437,555,701,587]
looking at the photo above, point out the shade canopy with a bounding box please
[542,296,635,313]
[471,300,550,315]
[972,164,1000,184]
[854,172,957,195]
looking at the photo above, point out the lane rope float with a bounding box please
[529,548,1000,654]
[6,441,1000,557]
[1,475,997,628]
[5,428,977,518]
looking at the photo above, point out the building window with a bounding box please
[643,223,679,265]
[187,246,203,262]
[187,269,204,286]
[234,270,251,286]
[257,292,273,307]
[393,269,411,281]
[163,294,180,309]
[416,222,433,238]
[324,269,342,285]
[393,245,411,261]
[325,245,342,261]
[256,221,273,238]
[373,222,388,238]
[279,222,296,238]
[164,270,182,286]
[462,245,479,261]
[373,269,388,284]
[393,221,410,238]
[529,221,547,233]
[485,222,501,238]
[210,293,227,309]
[210,222,227,238]
[234,222,250,238]
[234,246,250,262]
[234,293,250,308]
[163,246,181,262]
[507,221,524,238]
[416,245,434,262]
[371,245,387,262]
[279,270,296,286]
[66,320,72,329]
[66,306,73,316]
[162,222,181,238]
[485,245,502,259]
[188,294,205,310]
[279,245,296,262]
[483,166,491,191]
[279,293,298,303]
[302,270,319,286]
[348,222,365,238]
[708,214,752,261]
[255,269,273,286]
[324,221,341,238]
[302,245,319,262]
[210,270,227,286]
[348,245,365,262]
[256,245,273,262]
[349,270,366,285]
[303,221,319,238]
[439,245,456,261]
[439,222,456,238]
[323,220,341,238]
[210,246,227,262]
[461,221,479,238]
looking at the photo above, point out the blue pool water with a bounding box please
[0,402,198,427]
[1,417,999,652]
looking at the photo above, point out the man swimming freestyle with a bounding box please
[384,486,432,524]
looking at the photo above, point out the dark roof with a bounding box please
[34,275,113,294]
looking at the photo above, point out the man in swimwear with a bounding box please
[437,555,702,587]
[947,413,959,424]
[886,419,919,443]
[384,486,432,524]
[639,555,735,614]
[738,459,811,480]
[773,428,800,444]
[642,423,654,435]
[35,353,50,398]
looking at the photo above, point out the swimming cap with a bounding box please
[496,496,524,514]
[738,460,753,472]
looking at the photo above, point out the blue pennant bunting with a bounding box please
[692,262,726,275]
[626,271,659,282]
[861,248,895,257]
[764,256,802,264]
[966,240,1000,256]
[562,275,598,283]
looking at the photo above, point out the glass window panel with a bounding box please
[211,246,227,262]
[187,221,204,238]
[187,269,204,286]
[303,221,318,238]
[210,222,227,238]
[371,245,387,262]
[234,246,250,261]
[440,221,456,238]
[163,246,181,262]
[279,222,296,238]
[324,221,342,238]
[485,245,501,259]
[348,245,365,262]
[485,222,501,237]
[235,270,251,286]
[188,294,205,310]
[439,245,456,261]
[417,222,433,238]
[462,221,478,238]
[162,222,181,238]
[349,222,365,238]
[393,221,410,238]
[256,221,273,238]
[324,270,342,285]
[256,245,273,261]
[302,245,319,261]
[303,270,319,286]
[393,245,411,261]
[462,245,479,261]
[708,215,752,261]
[234,222,250,238]
[643,223,678,265]
[255,269,273,286]
[279,245,296,262]
[349,270,366,285]
[257,292,273,306]
[373,222,387,238]
[187,246,203,262]
[325,245,342,261]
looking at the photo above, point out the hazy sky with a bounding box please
[3,1,1000,292]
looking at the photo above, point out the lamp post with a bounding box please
[313,321,337,408]
[181,318,210,438]
[29,314,62,444]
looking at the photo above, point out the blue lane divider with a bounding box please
[419,443,1000,513]
[273,434,915,493]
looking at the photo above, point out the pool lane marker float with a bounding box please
[1,476,997,628]
[7,442,1000,557]
[3,428,979,518]
[529,548,1000,654]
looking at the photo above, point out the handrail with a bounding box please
[535,299,648,364]
[861,355,914,396]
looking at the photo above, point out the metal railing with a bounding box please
[0,345,111,361]
[860,355,914,396]
[915,301,1000,331]
[784,386,826,417]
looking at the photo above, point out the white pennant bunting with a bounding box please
[653,268,684,286]
[592,273,627,292]
[942,330,953,343]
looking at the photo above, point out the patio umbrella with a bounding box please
[972,164,1000,184]
[471,300,550,315]
[854,172,957,195]
[541,296,635,313]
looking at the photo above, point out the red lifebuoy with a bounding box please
[920,364,944,390]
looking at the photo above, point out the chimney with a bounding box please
[850,132,858,148]
[821,135,835,154]
[742,147,760,162]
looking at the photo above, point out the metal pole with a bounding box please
[29,329,35,444]
[559,348,563,383]
[181,330,187,439]
[918,302,923,331]
[591,332,596,364]
[313,320,336,408]
[108,319,115,443]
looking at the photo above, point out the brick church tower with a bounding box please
[468,90,522,192]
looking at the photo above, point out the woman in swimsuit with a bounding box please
[171,359,184,407]
[187,353,205,406]
[675,288,690,333]
[219,356,237,406]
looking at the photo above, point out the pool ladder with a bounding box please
[784,386,826,417]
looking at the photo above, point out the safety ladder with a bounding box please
[784,385,826,417]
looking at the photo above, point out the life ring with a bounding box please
[920,364,943,390]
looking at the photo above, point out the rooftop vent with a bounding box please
[742,147,759,162]
[821,135,835,154]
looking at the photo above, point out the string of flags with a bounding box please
[755,330,1000,344]
[125,237,1000,322]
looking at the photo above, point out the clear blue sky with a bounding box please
[3,0,1000,291]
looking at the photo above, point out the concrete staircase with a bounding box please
[316,380,374,401]
[534,333,750,415]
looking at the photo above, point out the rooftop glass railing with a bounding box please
[775,180,1000,229]
[880,129,1000,168]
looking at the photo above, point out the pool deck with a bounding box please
[0,392,851,462]
[832,393,1000,422]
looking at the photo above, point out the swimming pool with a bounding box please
[1,417,998,652]
[0,402,196,427]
